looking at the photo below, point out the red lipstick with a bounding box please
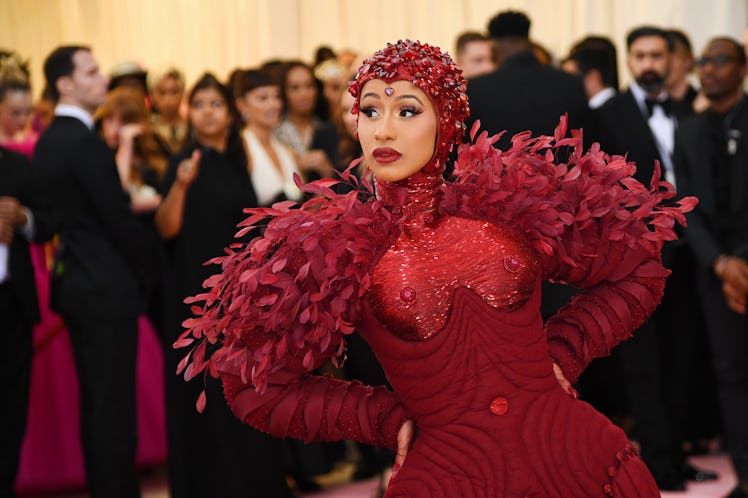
[372,147,402,163]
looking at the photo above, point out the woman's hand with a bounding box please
[176,149,201,187]
[553,362,578,398]
[119,123,144,146]
[393,418,415,479]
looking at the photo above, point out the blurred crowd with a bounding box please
[1,7,748,498]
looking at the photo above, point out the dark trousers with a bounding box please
[618,246,704,475]
[63,311,140,498]
[0,282,32,498]
[699,273,748,483]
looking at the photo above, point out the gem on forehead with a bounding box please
[384,87,395,97]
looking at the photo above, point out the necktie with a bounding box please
[644,98,673,117]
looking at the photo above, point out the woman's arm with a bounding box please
[544,247,669,383]
[221,366,408,450]
[154,149,200,239]
[114,123,143,189]
[444,118,694,383]
[179,181,404,448]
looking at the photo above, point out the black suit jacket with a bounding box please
[591,89,664,185]
[593,88,695,266]
[673,101,748,270]
[0,147,52,323]
[33,115,156,318]
[466,52,589,150]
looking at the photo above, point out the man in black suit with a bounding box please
[673,37,748,498]
[466,10,590,319]
[0,147,50,498]
[466,10,589,152]
[33,45,156,498]
[593,26,716,490]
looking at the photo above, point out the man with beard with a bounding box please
[673,37,748,498]
[592,26,718,491]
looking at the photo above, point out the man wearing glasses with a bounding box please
[674,37,748,498]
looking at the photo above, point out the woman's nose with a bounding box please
[374,114,395,141]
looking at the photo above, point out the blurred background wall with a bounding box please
[1,0,746,94]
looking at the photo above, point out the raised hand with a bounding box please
[177,149,202,187]
[119,123,145,145]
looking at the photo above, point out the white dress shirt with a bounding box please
[630,82,677,188]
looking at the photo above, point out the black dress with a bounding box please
[162,141,293,498]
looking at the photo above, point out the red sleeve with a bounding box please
[543,248,669,383]
[222,369,408,450]
[177,173,407,448]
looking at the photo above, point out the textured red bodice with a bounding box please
[358,168,659,497]
[369,170,538,341]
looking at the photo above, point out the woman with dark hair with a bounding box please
[155,73,293,498]
[274,61,337,180]
[234,69,304,206]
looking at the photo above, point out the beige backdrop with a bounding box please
[1,0,746,97]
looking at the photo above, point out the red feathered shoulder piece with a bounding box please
[178,165,400,401]
[442,117,697,288]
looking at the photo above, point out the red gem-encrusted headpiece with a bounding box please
[349,39,470,170]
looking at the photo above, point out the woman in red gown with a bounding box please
[180,40,695,497]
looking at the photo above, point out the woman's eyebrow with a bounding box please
[396,94,424,105]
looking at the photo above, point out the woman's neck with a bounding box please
[247,123,273,146]
[196,131,228,152]
[287,112,313,129]
[375,164,444,238]
[156,112,183,126]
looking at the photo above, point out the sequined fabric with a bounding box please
[368,169,538,341]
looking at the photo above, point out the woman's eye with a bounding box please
[360,106,379,118]
[400,107,420,117]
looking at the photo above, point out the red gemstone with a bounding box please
[503,255,521,273]
[399,286,417,303]
[490,396,509,415]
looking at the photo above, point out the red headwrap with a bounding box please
[349,39,470,171]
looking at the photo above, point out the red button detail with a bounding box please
[490,396,509,415]
[400,286,417,303]
[503,255,521,273]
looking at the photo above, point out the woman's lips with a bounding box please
[372,147,402,163]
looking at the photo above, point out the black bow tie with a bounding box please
[644,97,673,117]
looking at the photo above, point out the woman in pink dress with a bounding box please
[180,40,696,497]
